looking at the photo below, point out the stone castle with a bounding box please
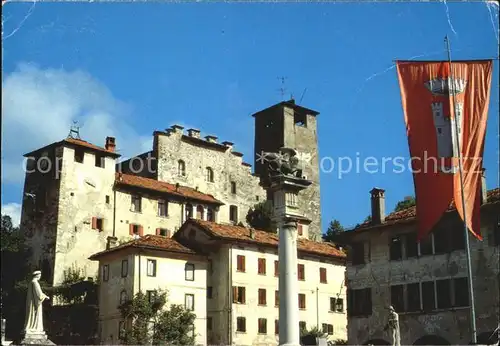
[20,99,324,286]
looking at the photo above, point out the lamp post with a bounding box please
[261,148,311,346]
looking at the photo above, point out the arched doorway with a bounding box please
[413,335,450,345]
[364,339,390,345]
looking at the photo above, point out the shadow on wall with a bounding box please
[413,335,450,345]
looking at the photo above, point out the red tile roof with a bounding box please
[115,173,223,205]
[187,219,346,260]
[24,137,120,157]
[89,234,197,260]
[356,187,500,230]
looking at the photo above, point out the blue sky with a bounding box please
[2,1,499,230]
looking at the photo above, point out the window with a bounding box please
[454,277,469,307]
[129,224,143,237]
[206,167,214,182]
[330,297,336,312]
[229,205,238,223]
[422,281,436,311]
[275,320,279,335]
[178,160,186,176]
[95,154,105,168]
[407,283,421,312]
[207,208,215,222]
[298,293,306,309]
[323,323,333,335]
[336,298,344,312]
[297,224,303,236]
[236,255,245,272]
[258,318,267,334]
[319,267,327,283]
[433,227,450,254]
[92,217,104,232]
[258,258,266,275]
[419,234,433,256]
[299,321,306,332]
[119,290,128,305]
[390,236,403,261]
[275,290,279,307]
[196,205,204,219]
[131,195,142,212]
[258,289,267,306]
[158,200,168,217]
[207,317,212,331]
[232,286,246,304]
[297,264,305,281]
[156,228,170,237]
[74,148,84,163]
[405,233,418,258]
[185,263,195,281]
[121,260,128,277]
[450,225,466,251]
[436,279,452,309]
[274,260,279,277]
[391,285,405,312]
[147,259,157,277]
[348,288,372,317]
[102,265,109,282]
[327,324,334,335]
[146,290,156,303]
[231,181,237,194]
[105,195,110,204]
[207,287,213,299]
[185,294,194,311]
[236,317,246,332]
[351,242,365,265]
[185,203,193,220]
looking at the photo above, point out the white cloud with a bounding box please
[1,202,22,227]
[1,62,150,185]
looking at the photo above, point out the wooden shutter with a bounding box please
[232,287,238,303]
[241,256,246,272]
[241,287,246,304]
[91,217,97,230]
[139,225,144,236]
[320,268,327,283]
[275,290,279,307]
[297,224,303,236]
[156,228,160,236]
[274,260,279,277]
[129,224,134,236]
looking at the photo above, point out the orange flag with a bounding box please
[396,60,492,241]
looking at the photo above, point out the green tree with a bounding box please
[322,219,345,243]
[119,290,196,345]
[394,196,416,212]
[246,201,276,233]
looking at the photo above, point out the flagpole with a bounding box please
[444,35,478,345]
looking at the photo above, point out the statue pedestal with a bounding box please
[19,331,55,345]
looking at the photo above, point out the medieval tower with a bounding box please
[253,99,322,240]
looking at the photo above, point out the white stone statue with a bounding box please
[384,306,401,346]
[23,271,49,335]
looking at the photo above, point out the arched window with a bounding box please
[196,205,204,219]
[178,160,186,176]
[207,208,215,222]
[206,167,214,182]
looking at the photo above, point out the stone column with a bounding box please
[278,219,300,346]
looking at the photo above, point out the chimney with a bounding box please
[187,128,201,138]
[481,168,487,205]
[205,135,218,143]
[171,124,184,135]
[250,228,255,239]
[106,236,118,250]
[370,188,386,224]
[105,137,116,152]
[222,141,234,151]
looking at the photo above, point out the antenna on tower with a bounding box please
[277,76,288,100]
[68,120,82,139]
[299,88,308,104]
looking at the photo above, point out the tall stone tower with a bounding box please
[253,99,322,240]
